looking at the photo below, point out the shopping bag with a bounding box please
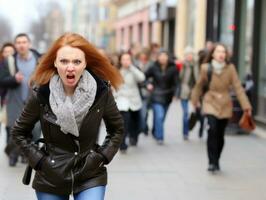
[239,111,256,131]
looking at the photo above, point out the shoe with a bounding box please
[156,140,164,145]
[207,164,216,172]
[208,164,219,172]
[21,156,28,164]
[120,149,127,154]
[129,138,137,146]
[183,135,189,141]
[143,131,148,136]
[216,163,220,171]
[9,156,17,167]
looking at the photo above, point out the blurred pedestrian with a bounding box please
[198,40,214,67]
[135,50,153,135]
[0,43,15,131]
[115,52,145,152]
[0,33,41,166]
[191,43,252,172]
[145,50,179,145]
[197,40,214,138]
[128,42,142,65]
[149,43,160,62]
[178,47,198,140]
[11,33,124,199]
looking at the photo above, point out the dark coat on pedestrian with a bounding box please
[145,61,179,105]
[11,71,124,195]
[0,61,7,106]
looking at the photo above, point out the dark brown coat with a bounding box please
[11,74,124,195]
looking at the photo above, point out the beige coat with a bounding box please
[191,63,251,119]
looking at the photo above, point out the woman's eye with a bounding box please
[73,60,82,65]
[60,59,69,65]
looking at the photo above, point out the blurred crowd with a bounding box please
[0,34,254,172]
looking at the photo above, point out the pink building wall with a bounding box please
[115,8,149,51]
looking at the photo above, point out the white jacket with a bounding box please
[115,65,145,111]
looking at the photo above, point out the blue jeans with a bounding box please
[36,186,106,200]
[152,103,169,141]
[140,99,150,133]
[181,99,189,136]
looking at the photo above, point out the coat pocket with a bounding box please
[76,151,103,179]
[39,155,69,185]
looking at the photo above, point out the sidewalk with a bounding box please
[0,101,266,200]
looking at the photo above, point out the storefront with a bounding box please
[158,1,176,53]
[253,0,266,123]
[115,8,150,51]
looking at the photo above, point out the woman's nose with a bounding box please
[66,64,75,71]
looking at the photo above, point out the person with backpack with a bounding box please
[191,43,252,172]
[178,47,198,140]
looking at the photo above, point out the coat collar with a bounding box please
[36,69,109,106]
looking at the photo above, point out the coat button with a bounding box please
[74,152,78,156]
[97,109,100,113]
[90,150,94,153]
[51,160,55,163]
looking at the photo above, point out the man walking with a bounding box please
[0,33,41,166]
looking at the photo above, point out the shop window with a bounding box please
[219,0,235,51]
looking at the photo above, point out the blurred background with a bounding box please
[0,0,265,121]
[0,0,266,200]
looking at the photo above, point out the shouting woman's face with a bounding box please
[54,45,87,94]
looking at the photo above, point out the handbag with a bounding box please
[189,112,197,130]
[239,111,256,131]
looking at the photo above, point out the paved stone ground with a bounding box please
[0,101,266,200]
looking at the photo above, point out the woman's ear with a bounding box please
[54,61,57,68]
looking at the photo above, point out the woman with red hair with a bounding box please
[11,33,124,199]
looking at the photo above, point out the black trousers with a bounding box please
[120,110,141,150]
[206,115,228,165]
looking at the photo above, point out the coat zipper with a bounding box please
[71,171,74,195]
[71,139,80,195]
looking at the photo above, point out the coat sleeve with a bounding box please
[230,65,252,110]
[191,64,207,105]
[11,89,45,169]
[129,65,145,83]
[0,60,19,88]
[99,90,124,164]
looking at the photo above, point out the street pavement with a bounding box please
[0,100,266,200]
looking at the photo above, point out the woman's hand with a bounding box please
[245,108,252,116]
[147,83,154,91]
[192,101,200,109]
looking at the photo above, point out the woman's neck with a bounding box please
[64,86,75,96]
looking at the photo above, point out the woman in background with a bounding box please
[191,43,252,172]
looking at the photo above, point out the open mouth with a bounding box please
[66,74,75,80]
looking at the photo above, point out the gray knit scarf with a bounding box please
[49,70,97,137]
